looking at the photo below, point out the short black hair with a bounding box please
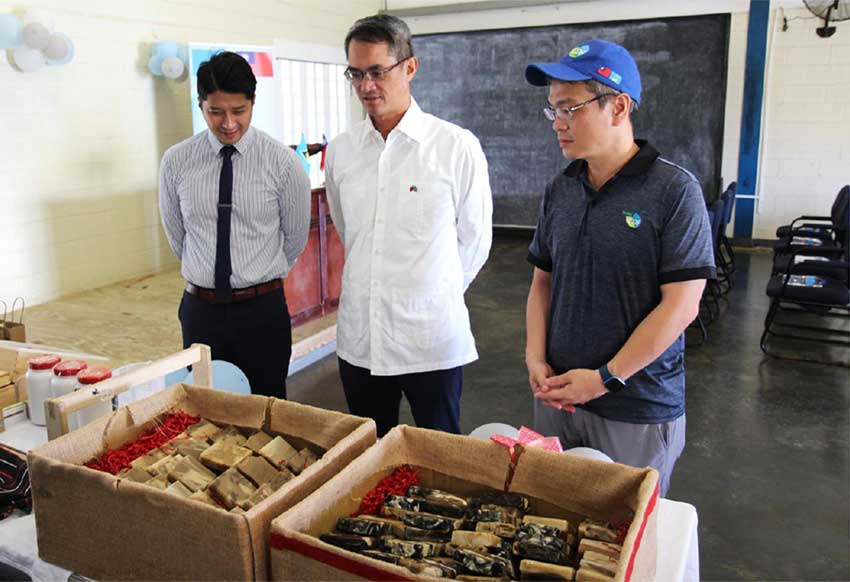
[196,51,257,102]
[344,14,413,61]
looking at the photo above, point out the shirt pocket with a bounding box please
[391,288,457,351]
[396,175,454,239]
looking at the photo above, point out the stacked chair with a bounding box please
[760,185,850,364]
[691,182,737,345]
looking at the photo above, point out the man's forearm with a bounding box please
[608,280,704,380]
[525,271,551,364]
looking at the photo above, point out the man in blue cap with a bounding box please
[523,39,715,496]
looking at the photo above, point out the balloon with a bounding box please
[148,54,164,76]
[46,33,74,65]
[21,9,54,31]
[469,422,519,441]
[12,45,45,72]
[44,32,72,63]
[565,447,613,463]
[162,55,185,79]
[176,43,189,65]
[0,13,23,49]
[153,40,178,59]
[21,21,49,50]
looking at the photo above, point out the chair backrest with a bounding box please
[708,199,724,249]
[722,181,737,226]
[833,185,849,250]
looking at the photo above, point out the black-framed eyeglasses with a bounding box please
[543,93,617,121]
[344,57,411,84]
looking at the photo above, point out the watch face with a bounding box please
[606,377,626,392]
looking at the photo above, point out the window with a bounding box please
[275,41,357,188]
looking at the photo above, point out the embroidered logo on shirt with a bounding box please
[569,45,590,58]
[623,211,642,229]
[409,185,418,192]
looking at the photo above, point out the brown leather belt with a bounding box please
[185,279,283,304]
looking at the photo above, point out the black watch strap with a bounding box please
[599,364,626,392]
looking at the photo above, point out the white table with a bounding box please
[1,415,700,581]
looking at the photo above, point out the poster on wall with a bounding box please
[188,43,282,143]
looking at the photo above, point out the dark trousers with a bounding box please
[338,357,463,437]
[178,288,292,398]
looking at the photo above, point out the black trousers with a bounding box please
[178,288,292,398]
[338,357,463,437]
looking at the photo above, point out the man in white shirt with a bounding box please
[325,14,493,437]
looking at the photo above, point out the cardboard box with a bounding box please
[269,425,658,582]
[28,383,377,581]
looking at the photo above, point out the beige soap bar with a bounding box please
[174,437,210,461]
[144,474,169,490]
[236,455,280,488]
[578,538,622,559]
[165,481,193,498]
[288,447,320,474]
[147,454,184,477]
[259,436,299,469]
[186,419,221,442]
[130,448,166,470]
[170,455,217,492]
[188,489,220,508]
[209,467,257,510]
[268,467,295,490]
[211,425,247,447]
[239,483,274,510]
[244,430,274,453]
[200,441,253,472]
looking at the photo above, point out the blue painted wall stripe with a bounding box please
[735,0,770,238]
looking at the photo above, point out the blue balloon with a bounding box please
[148,54,164,76]
[186,361,252,394]
[153,40,179,59]
[0,13,23,49]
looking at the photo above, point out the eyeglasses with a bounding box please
[543,94,617,122]
[344,57,410,84]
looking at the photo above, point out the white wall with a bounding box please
[394,0,850,239]
[756,5,850,239]
[0,0,379,307]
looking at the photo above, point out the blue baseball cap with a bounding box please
[525,39,641,104]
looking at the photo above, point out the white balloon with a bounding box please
[21,9,54,30]
[469,422,519,441]
[161,55,185,79]
[565,447,613,463]
[44,32,70,61]
[13,45,46,72]
[22,21,49,50]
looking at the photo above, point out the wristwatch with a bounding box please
[598,364,626,393]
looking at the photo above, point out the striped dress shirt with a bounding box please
[159,127,311,289]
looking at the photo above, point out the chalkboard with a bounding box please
[411,14,730,226]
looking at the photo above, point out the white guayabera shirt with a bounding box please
[326,98,493,376]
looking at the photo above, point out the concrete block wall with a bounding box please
[755,6,850,239]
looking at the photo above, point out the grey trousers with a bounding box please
[534,401,686,497]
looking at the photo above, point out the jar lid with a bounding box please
[28,354,62,370]
[77,366,113,384]
[54,359,88,377]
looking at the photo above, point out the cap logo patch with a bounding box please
[623,211,642,229]
[597,66,622,85]
[569,44,589,58]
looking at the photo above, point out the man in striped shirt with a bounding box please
[158,51,311,398]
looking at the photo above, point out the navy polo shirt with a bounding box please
[528,140,716,424]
